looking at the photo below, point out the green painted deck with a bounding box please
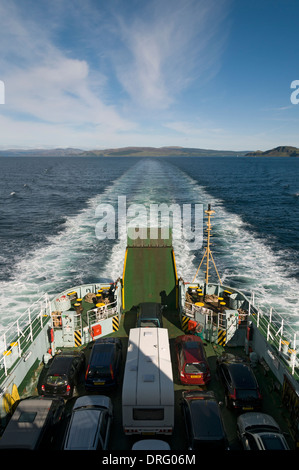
[122,228,178,311]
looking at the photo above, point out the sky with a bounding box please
[0,0,299,151]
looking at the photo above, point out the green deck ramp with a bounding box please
[122,228,178,311]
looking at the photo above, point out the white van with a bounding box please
[122,327,174,435]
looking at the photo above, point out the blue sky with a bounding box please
[0,0,299,151]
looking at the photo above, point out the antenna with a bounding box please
[192,204,222,285]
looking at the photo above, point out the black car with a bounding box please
[85,337,122,390]
[40,350,85,398]
[216,353,262,411]
[181,390,229,450]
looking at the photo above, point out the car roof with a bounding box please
[186,397,225,439]
[225,362,257,388]
[48,355,75,374]
[139,302,161,317]
[65,408,103,450]
[65,395,112,450]
[237,412,280,431]
[176,335,205,362]
[90,342,115,365]
[0,398,57,449]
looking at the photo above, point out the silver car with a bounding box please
[237,412,290,450]
[63,395,113,450]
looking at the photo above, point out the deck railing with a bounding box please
[0,294,51,381]
[181,281,299,378]
[87,301,118,325]
[249,294,298,377]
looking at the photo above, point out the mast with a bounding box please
[192,204,222,285]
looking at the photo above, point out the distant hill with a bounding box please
[7,145,299,157]
[0,146,248,157]
[0,147,83,157]
[245,146,299,157]
[79,146,247,157]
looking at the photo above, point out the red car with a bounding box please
[175,335,211,385]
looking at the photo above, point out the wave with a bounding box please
[0,163,137,327]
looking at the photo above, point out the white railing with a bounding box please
[87,300,118,325]
[183,300,214,318]
[249,294,298,376]
[182,284,299,377]
[0,294,51,379]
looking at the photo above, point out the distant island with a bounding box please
[79,146,247,157]
[0,146,247,157]
[245,146,299,157]
[0,145,298,157]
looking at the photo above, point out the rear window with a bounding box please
[88,366,111,378]
[133,408,164,420]
[91,344,114,365]
[259,434,286,450]
[185,362,207,374]
[47,374,67,386]
[236,389,259,399]
[140,320,159,327]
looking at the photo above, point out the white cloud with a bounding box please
[112,0,230,110]
[0,0,137,146]
[0,0,232,148]
[5,57,134,129]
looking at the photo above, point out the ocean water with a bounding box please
[0,155,298,330]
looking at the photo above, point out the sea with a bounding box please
[0,155,298,331]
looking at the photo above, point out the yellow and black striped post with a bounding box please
[181,315,190,332]
[74,330,82,347]
[112,315,119,332]
[217,329,226,347]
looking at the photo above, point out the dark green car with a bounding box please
[136,302,163,328]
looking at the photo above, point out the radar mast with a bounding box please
[192,204,222,285]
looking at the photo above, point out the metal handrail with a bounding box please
[0,294,50,379]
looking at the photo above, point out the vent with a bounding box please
[142,374,155,382]
[143,330,153,336]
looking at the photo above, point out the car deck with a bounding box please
[16,305,295,450]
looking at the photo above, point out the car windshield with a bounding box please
[47,374,67,386]
[185,362,207,374]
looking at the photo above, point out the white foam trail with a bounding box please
[0,164,138,327]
